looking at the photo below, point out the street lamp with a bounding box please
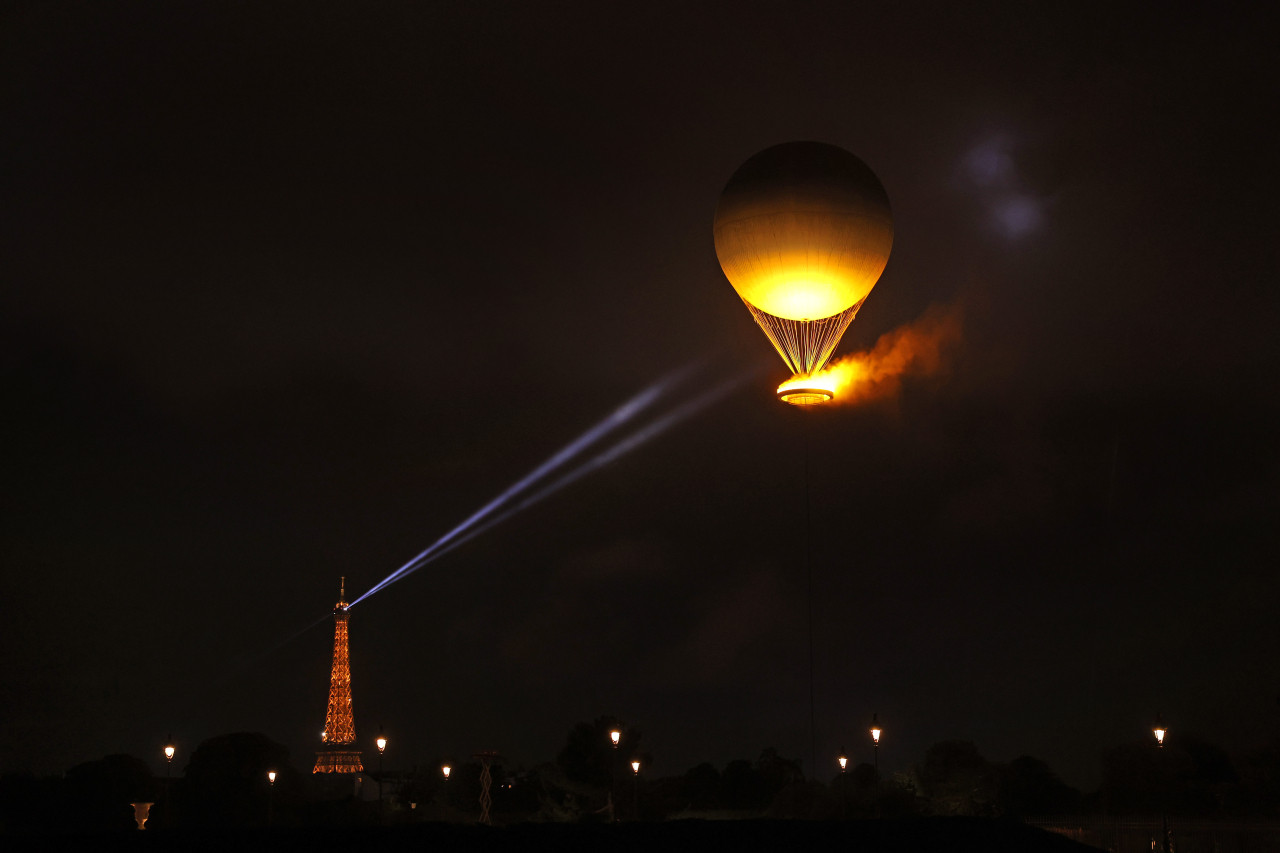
[442,764,452,781]
[163,736,176,824]
[266,770,277,827]
[1152,713,1171,853]
[605,729,623,822]
[376,729,388,813]
[630,759,641,820]
[870,713,882,772]
[837,747,848,773]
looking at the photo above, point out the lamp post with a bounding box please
[442,764,452,782]
[870,713,882,774]
[630,759,640,820]
[837,747,848,773]
[163,736,175,825]
[606,728,623,821]
[267,770,276,827]
[1154,713,1170,853]
[376,729,388,814]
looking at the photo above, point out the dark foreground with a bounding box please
[3,818,1097,853]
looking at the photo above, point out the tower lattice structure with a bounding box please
[474,751,502,826]
[313,577,364,774]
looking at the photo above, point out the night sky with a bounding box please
[3,2,1276,790]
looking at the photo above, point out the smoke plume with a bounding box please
[825,303,963,405]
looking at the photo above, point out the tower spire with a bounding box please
[314,578,363,774]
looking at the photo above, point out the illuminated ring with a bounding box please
[777,385,834,405]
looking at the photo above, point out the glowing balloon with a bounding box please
[714,141,893,402]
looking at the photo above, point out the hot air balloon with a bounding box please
[714,141,893,404]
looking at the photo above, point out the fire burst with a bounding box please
[776,358,864,405]
[777,305,962,406]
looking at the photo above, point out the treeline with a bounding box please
[2,719,1278,832]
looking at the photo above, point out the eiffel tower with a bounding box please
[313,577,364,773]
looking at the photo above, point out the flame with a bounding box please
[778,304,962,405]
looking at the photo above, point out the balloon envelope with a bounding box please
[714,141,893,322]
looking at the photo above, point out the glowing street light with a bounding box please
[1153,713,1171,853]
[442,764,452,781]
[266,770,277,828]
[163,732,176,799]
[837,747,848,773]
[606,729,624,823]
[630,759,641,821]
[870,713,882,772]
[376,728,388,813]
[162,735,176,825]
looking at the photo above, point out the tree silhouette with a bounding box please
[721,759,761,810]
[555,715,645,790]
[63,754,155,831]
[1101,733,1239,817]
[997,755,1082,817]
[1225,742,1280,817]
[915,740,997,816]
[681,762,721,810]
[179,732,297,827]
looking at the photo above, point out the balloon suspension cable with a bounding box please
[804,420,817,780]
[745,298,865,376]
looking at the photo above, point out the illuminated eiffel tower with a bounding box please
[313,577,364,774]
